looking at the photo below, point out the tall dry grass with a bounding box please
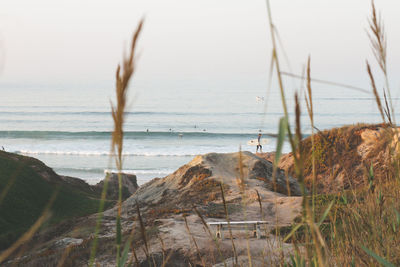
[319,2,400,265]
[260,0,400,266]
[282,1,400,266]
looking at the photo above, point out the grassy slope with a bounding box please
[273,124,400,265]
[272,123,389,193]
[0,151,110,250]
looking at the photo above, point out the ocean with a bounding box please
[1,81,386,185]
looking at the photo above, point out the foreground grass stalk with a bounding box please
[88,172,111,266]
[183,216,206,267]
[367,61,386,123]
[135,200,153,265]
[219,182,238,265]
[237,150,253,267]
[281,71,370,94]
[265,0,288,117]
[368,0,395,124]
[265,0,301,179]
[266,1,333,265]
[304,57,317,218]
[112,19,143,266]
[88,19,143,267]
[297,93,329,266]
[193,207,226,267]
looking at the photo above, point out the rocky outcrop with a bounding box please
[95,172,139,200]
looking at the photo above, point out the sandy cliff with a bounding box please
[9,152,303,266]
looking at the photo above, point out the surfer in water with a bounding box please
[256,133,262,153]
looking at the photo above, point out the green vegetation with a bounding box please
[0,151,112,250]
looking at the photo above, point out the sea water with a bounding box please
[0,80,386,185]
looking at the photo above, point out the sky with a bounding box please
[1,0,400,99]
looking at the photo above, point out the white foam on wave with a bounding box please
[16,150,200,157]
[58,167,173,174]
[17,150,110,156]
[103,169,175,175]
[14,144,269,157]
[55,167,175,185]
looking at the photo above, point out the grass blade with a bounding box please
[219,183,237,265]
[193,207,226,267]
[135,200,149,259]
[361,245,395,267]
[317,200,334,227]
[274,116,288,166]
[183,216,206,267]
[283,221,304,243]
[118,240,131,267]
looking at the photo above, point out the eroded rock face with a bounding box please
[178,165,212,188]
[95,172,139,200]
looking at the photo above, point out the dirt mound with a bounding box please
[259,124,395,193]
[114,151,302,217]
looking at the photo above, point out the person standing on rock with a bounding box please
[256,133,262,153]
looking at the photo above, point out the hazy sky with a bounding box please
[1,0,400,93]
